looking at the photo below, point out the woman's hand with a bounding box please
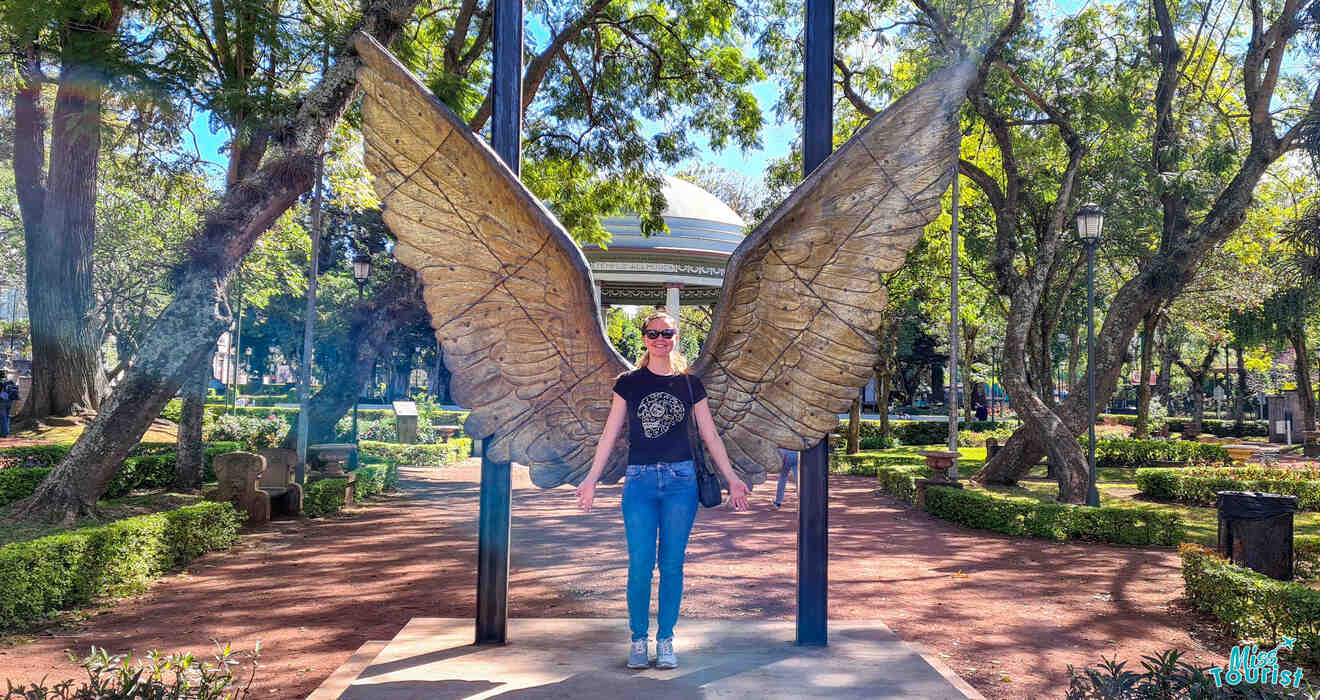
[576,479,597,513]
[727,478,750,511]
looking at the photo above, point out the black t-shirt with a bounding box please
[612,367,707,466]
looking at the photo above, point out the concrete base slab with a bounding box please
[324,618,983,699]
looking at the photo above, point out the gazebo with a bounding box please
[581,175,746,317]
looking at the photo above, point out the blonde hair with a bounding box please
[636,310,688,373]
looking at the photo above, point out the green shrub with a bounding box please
[875,465,926,503]
[304,478,350,518]
[204,412,290,450]
[1297,535,1320,581]
[0,502,241,630]
[0,468,51,506]
[835,419,1019,447]
[924,487,1184,546]
[859,435,900,450]
[2,643,261,698]
[1092,438,1230,469]
[1064,648,1289,699]
[359,439,471,467]
[1135,467,1320,511]
[353,465,389,499]
[0,444,71,470]
[1180,542,1320,666]
[1167,418,1270,438]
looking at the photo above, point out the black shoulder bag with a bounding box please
[685,374,723,508]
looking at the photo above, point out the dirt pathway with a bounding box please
[0,461,1229,699]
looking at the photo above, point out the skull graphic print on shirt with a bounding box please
[638,391,685,438]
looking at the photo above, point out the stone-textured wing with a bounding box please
[354,33,631,487]
[694,61,977,484]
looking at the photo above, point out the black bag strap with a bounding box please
[684,374,704,471]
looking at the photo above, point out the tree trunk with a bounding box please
[427,346,450,402]
[879,369,891,437]
[14,13,124,420]
[963,326,978,424]
[1177,345,1218,439]
[1134,311,1158,438]
[281,282,424,449]
[1234,344,1247,429]
[174,350,214,490]
[1292,328,1317,431]
[388,346,414,401]
[9,0,422,523]
[847,396,861,454]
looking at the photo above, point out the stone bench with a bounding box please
[209,450,303,524]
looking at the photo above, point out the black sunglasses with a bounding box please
[644,329,677,340]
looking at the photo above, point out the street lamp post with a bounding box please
[351,253,372,455]
[1076,203,1105,507]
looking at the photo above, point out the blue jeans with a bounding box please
[0,409,9,438]
[622,460,699,641]
[775,451,799,505]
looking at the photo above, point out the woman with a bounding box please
[576,310,750,670]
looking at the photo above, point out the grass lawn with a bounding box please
[0,490,206,548]
[9,422,180,445]
[842,446,1320,546]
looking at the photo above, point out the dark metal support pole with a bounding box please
[803,0,834,174]
[492,0,523,173]
[797,440,828,646]
[798,0,833,647]
[1086,244,1100,507]
[475,0,521,645]
[476,437,512,643]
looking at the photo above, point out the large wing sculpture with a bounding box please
[354,32,974,488]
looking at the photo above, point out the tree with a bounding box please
[8,1,129,418]
[971,0,1320,490]
[11,0,423,522]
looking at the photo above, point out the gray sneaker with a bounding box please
[655,637,677,669]
[627,638,650,669]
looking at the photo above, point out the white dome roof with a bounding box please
[660,176,745,228]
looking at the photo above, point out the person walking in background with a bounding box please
[773,447,799,509]
[975,402,988,422]
[0,370,19,438]
[576,310,750,671]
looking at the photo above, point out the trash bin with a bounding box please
[1217,491,1297,580]
[985,438,1001,461]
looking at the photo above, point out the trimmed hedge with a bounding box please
[0,502,242,630]
[835,419,1017,447]
[353,465,389,500]
[0,442,243,508]
[1180,543,1320,666]
[0,445,72,470]
[359,439,472,467]
[0,468,51,507]
[1093,439,1229,470]
[304,478,351,518]
[1100,414,1270,438]
[1136,466,1320,511]
[874,464,926,503]
[924,486,1185,546]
